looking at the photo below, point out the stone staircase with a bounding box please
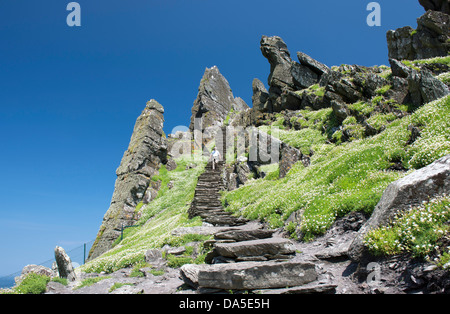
[188,127,247,226]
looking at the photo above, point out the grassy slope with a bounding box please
[81,156,207,273]
[223,95,450,240]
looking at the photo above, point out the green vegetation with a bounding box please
[81,155,208,273]
[365,195,450,266]
[109,282,135,292]
[14,273,50,294]
[51,277,68,286]
[75,276,111,290]
[223,95,450,240]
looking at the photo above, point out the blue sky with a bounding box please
[0,0,424,276]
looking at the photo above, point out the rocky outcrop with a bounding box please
[387,10,450,61]
[189,66,248,132]
[349,154,450,261]
[261,35,296,93]
[88,100,168,260]
[258,36,329,112]
[54,246,77,282]
[419,0,450,14]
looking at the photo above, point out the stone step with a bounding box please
[214,229,275,242]
[180,261,317,290]
[213,238,296,259]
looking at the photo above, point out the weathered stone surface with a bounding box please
[387,10,450,61]
[54,246,77,282]
[260,35,295,92]
[189,66,244,132]
[297,51,331,76]
[214,229,274,242]
[408,68,449,106]
[279,143,302,178]
[213,238,296,259]
[180,261,317,290]
[89,100,168,260]
[349,154,450,261]
[144,249,167,269]
[291,62,319,89]
[233,97,250,112]
[252,78,269,112]
[331,100,349,123]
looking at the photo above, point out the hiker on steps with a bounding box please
[210,147,221,170]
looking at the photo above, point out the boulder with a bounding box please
[349,154,450,261]
[387,10,450,61]
[15,265,55,285]
[54,246,77,282]
[408,69,449,107]
[180,261,317,290]
[88,100,168,260]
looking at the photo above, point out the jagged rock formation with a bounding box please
[387,10,450,61]
[258,35,330,112]
[54,246,76,282]
[88,100,168,260]
[189,66,249,132]
[419,0,450,14]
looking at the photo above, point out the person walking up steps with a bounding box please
[210,147,221,170]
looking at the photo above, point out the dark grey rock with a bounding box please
[419,0,450,14]
[291,62,319,89]
[260,35,295,92]
[214,229,274,242]
[54,246,76,282]
[189,66,239,131]
[252,78,269,112]
[331,100,349,123]
[408,68,449,107]
[181,261,317,290]
[297,51,330,76]
[213,238,296,259]
[387,10,450,61]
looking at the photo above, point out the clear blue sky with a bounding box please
[0,0,424,275]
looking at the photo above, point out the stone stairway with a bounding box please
[188,127,247,226]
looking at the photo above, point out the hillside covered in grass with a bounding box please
[224,89,450,241]
[81,156,208,273]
